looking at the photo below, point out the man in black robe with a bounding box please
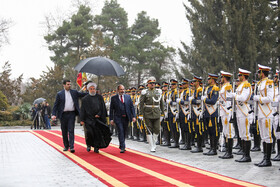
[80,82,112,153]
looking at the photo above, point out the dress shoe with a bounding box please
[120,149,125,153]
[70,149,75,153]
[63,147,69,151]
[87,146,91,152]
[94,147,99,153]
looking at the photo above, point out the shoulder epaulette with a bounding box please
[243,82,251,88]
[266,79,273,85]
[212,85,220,91]
[224,84,232,91]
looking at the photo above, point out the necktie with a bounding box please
[121,95,124,103]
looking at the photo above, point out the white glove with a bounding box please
[160,116,164,121]
[138,116,143,120]
[164,113,168,119]
[189,96,193,101]
[253,95,260,101]
[175,113,179,120]
[231,93,236,97]
[201,96,207,101]
[135,101,139,106]
[166,99,171,104]
[176,98,181,104]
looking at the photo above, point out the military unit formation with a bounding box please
[101,64,280,169]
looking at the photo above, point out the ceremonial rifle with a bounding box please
[199,82,205,122]
[229,74,236,123]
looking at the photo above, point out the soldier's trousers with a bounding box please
[205,117,219,137]
[168,112,179,141]
[236,116,251,141]
[161,120,170,140]
[221,115,235,139]
[273,116,280,139]
[193,116,203,135]
[258,117,273,143]
[144,118,160,135]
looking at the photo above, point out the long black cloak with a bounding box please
[80,94,112,148]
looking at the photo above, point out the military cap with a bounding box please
[131,87,137,92]
[138,85,145,90]
[161,81,169,87]
[238,68,251,76]
[258,64,271,73]
[170,79,178,85]
[181,78,189,84]
[193,75,202,82]
[220,71,233,77]
[126,89,131,93]
[208,73,219,80]
[147,76,156,84]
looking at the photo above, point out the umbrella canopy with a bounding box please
[33,98,46,105]
[74,57,125,77]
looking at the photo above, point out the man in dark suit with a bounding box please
[110,84,136,153]
[52,80,87,153]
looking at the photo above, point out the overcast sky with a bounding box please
[0,0,192,80]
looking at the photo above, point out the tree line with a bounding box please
[0,0,279,112]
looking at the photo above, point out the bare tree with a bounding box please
[0,18,12,49]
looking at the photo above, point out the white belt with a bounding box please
[145,105,160,108]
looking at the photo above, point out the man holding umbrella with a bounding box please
[52,80,87,153]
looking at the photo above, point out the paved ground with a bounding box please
[1,125,280,187]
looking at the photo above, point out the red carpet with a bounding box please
[23,130,263,187]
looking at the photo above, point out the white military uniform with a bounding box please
[220,82,235,139]
[235,80,252,141]
[254,77,274,143]
[273,84,280,139]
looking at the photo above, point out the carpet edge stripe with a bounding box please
[29,130,128,187]
[45,130,192,187]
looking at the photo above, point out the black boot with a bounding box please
[179,131,184,145]
[204,136,217,155]
[204,135,213,155]
[255,142,267,166]
[180,132,190,150]
[185,132,192,150]
[191,134,203,153]
[161,130,171,146]
[236,141,251,162]
[233,140,244,155]
[233,137,241,149]
[169,131,179,148]
[258,143,272,167]
[251,134,261,152]
[219,138,234,159]
[272,137,276,154]
[272,139,280,161]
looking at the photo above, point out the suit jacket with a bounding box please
[52,89,87,119]
[109,94,136,122]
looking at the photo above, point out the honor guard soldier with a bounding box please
[231,68,252,162]
[166,79,180,148]
[130,87,139,141]
[253,64,274,167]
[218,71,235,159]
[137,85,146,142]
[201,74,219,156]
[161,81,171,146]
[139,77,164,152]
[272,70,280,161]
[177,78,192,150]
[250,80,261,152]
[190,75,204,153]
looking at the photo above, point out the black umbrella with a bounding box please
[33,98,45,105]
[74,57,125,77]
